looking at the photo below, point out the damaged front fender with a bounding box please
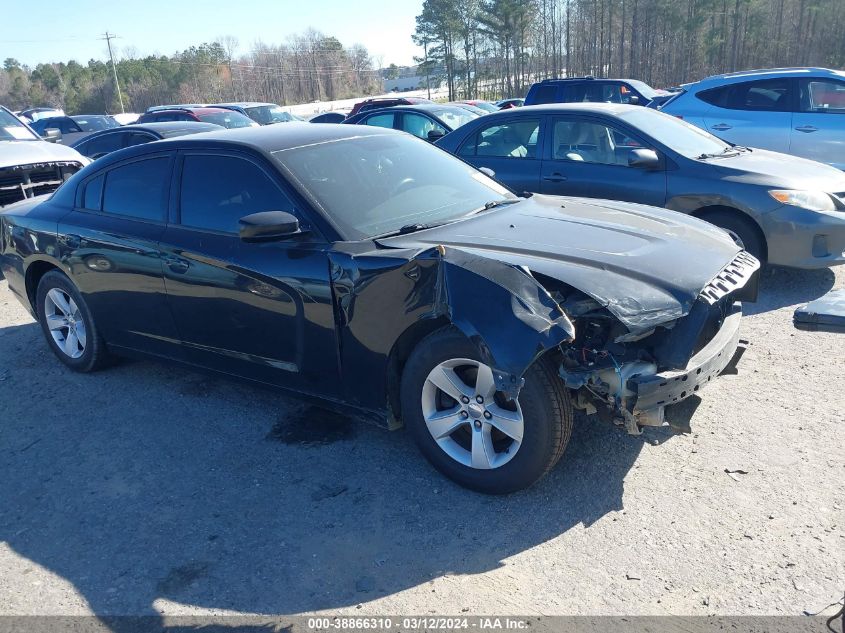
[328,244,574,422]
[427,246,575,398]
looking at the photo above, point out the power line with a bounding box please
[100,31,125,114]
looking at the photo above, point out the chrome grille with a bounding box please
[699,251,760,305]
[0,162,81,207]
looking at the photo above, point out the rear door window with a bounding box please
[459,119,540,158]
[727,79,793,111]
[530,84,559,104]
[400,113,444,139]
[84,132,125,157]
[362,113,395,129]
[102,157,170,221]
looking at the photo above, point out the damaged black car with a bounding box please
[0,125,759,493]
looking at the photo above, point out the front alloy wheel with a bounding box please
[401,327,573,494]
[422,358,524,470]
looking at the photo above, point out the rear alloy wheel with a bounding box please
[44,288,87,359]
[36,270,110,372]
[401,327,572,494]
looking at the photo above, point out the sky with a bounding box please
[1,0,423,68]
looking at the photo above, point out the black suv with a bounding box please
[525,77,664,107]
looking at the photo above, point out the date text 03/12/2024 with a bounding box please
[307,617,530,630]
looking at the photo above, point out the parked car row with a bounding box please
[1,66,842,494]
[521,67,845,171]
[434,102,845,269]
[0,123,759,494]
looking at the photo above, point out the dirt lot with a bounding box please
[0,266,842,618]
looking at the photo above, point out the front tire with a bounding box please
[699,210,766,263]
[401,327,573,494]
[36,270,110,372]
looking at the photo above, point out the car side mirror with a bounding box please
[239,211,302,242]
[478,167,496,179]
[628,148,660,169]
[628,95,640,106]
[427,129,445,142]
[42,128,62,143]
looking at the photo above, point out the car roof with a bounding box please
[94,122,400,165]
[95,121,222,135]
[149,107,234,115]
[686,67,845,87]
[216,102,276,108]
[537,76,638,83]
[513,102,638,116]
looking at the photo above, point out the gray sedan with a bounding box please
[436,103,845,269]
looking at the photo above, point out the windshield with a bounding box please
[198,111,257,128]
[619,107,731,158]
[275,132,514,240]
[245,105,303,124]
[0,108,38,141]
[627,80,659,100]
[72,115,119,132]
[473,102,499,113]
[431,107,478,130]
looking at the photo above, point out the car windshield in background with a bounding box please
[275,133,514,240]
[473,102,499,113]
[0,109,38,141]
[245,105,303,124]
[627,80,659,100]
[72,116,119,132]
[199,112,256,128]
[432,107,478,130]
[619,108,731,158]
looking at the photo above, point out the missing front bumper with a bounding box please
[629,301,743,423]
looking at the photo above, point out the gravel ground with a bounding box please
[0,266,842,619]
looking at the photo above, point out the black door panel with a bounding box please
[58,211,181,357]
[161,151,340,394]
[160,228,338,393]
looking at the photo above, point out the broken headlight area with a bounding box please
[535,274,746,436]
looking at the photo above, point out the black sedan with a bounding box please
[0,125,757,493]
[344,104,478,142]
[436,103,845,268]
[71,121,223,159]
[30,114,119,145]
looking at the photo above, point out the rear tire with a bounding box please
[698,209,766,263]
[401,327,573,494]
[36,270,110,372]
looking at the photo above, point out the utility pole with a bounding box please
[101,32,125,113]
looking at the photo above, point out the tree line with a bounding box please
[414,0,845,100]
[0,30,382,114]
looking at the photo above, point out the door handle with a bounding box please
[543,173,567,182]
[711,123,733,131]
[164,256,189,274]
[794,125,818,133]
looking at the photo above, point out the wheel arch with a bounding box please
[25,259,63,317]
[386,315,452,423]
[690,204,768,261]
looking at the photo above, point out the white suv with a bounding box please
[660,68,845,170]
[0,105,88,208]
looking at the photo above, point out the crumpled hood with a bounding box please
[379,195,744,331]
[713,148,845,191]
[0,140,87,169]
